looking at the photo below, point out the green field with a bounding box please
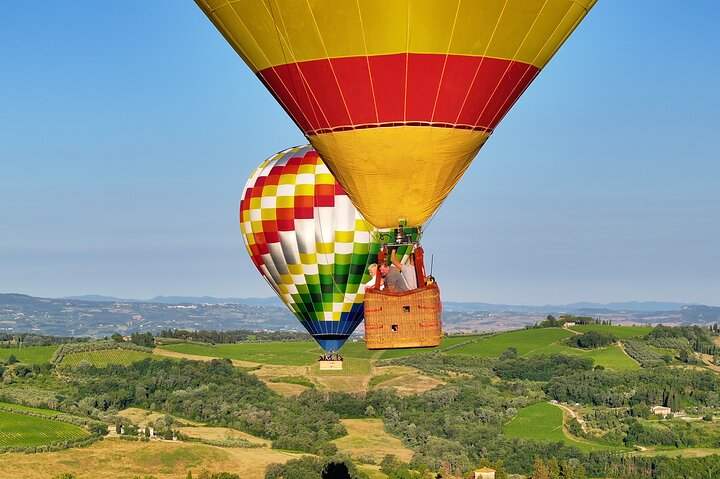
[445,328,640,370]
[504,402,619,452]
[447,328,574,357]
[160,342,323,366]
[333,341,377,359]
[528,343,640,370]
[61,349,154,367]
[0,402,59,416]
[0,409,88,447]
[376,335,483,359]
[160,334,487,366]
[569,324,653,339]
[0,346,57,365]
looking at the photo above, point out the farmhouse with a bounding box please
[651,406,672,417]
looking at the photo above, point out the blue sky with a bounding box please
[1,1,718,305]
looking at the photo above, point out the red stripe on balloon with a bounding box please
[258,53,539,135]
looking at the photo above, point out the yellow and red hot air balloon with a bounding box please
[195,0,596,228]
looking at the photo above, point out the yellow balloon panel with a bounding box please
[309,126,490,228]
[196,0,596,70]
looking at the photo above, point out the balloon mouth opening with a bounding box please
[314,335,352,352]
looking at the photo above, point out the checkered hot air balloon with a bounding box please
[240,146,380,352]
[197,0,596,228]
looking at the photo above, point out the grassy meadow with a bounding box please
[0,402,59,416]
[332,418,414,463]
[0,409,88,447]
[159,342,322,366]
[529,342,640,370]
[159,334,479,366]
[445,327,640,370]
[447,328,574,357]
[0,345,57,365]
[61,349,154,367]
[504,403,620,453]
[0,439,304,479]
[569,324,653,338]
[375,334,483,359]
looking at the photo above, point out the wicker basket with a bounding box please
[363,283,442,349]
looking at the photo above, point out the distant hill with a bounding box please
[0,293,296,338]
[64,295,694,312]
[441,300,689,313]
[64,294,284,307]
[2,292,717,338]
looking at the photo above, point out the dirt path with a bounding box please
[699,353,720,373]
[552,402,588,434]
[152,348,260,368]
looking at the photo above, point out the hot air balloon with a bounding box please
[240,145,380,353]
[195,0,596,229]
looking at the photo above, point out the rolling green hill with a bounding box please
[504,402,622,453]
[569,324,653,338]
[446,328,640,370]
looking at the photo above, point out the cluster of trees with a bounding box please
[0,333,90,348]
[533,315,605,329]
[111,332,155,348]
[493,353,593,382]
[527,457,586,479]
[65,358,344,455]
[156,328,311,344]
[623,418,709,447]
[544,367,720,410]
[647,325,717,355]
[265,455,366,479]
[622,340,665,367]
[566,331,617,349]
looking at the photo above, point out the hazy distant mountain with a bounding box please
[64,294,285,307]
[148,296,285,307]
[3,292,717,338]
[1,293,296,338]
[63,294,140,303]
[441,300,689,314]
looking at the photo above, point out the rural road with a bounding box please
[551,402,588,434]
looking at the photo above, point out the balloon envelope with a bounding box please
[240,146,379,351]
[197,0,596,228]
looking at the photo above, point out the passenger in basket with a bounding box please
[391,249,418,290]
[364,263,384,290]
[378,261,411,293]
